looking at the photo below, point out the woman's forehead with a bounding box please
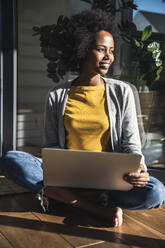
[94,30,114,45]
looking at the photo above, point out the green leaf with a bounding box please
[155,66,163,81]
[123,36,131,43]
[147,41,160,52]
[134,39,141,47]
[155,58,162,67]
[141,25,152,41]
[152,50,161,60]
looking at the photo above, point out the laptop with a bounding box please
[42,148,141,191]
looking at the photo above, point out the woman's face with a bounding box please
[82,30,115,76]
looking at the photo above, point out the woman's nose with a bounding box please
[104,51,112,60]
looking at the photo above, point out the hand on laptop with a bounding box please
[124,165,149,187]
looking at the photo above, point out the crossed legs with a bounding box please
[0,151,164,227]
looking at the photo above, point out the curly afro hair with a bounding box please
[33,8,119,83]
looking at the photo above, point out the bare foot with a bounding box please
[99,206,123,227]
[44,187,123,227]
[113,207,123,227]
[71,200,123,227]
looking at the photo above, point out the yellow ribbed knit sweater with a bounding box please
[64,83,111,152]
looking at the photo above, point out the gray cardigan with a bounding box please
[43,77,146,169]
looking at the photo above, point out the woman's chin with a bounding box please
[99,69,109,75]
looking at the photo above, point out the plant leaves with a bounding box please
[141,25,152,41]
[155,65,163,81]
[123,1,138,10]
[134,39,141,48]
[155,58,162,67]
[47,62,57,73]
[152,50,161,60]
[147,41,160,52]
[123,36,131,43]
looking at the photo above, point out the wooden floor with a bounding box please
[0,193,165,248]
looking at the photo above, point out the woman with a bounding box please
[0,9,164,227]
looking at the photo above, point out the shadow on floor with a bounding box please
[0,214,164,248]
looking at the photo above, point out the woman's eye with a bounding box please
[97,48,105,52]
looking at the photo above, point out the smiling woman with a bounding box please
[0,8,165,228]
[81,30,115,80]
[32,8,118,83]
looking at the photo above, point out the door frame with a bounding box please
[0,0,17,155]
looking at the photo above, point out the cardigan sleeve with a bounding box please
[121,85,147,170]
[43,91,60,148]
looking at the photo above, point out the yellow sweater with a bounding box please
[64,83,111,152]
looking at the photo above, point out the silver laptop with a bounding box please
[42,148,141,191]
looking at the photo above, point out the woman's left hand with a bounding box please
[124,165,150,187]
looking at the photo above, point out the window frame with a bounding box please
[0,0,18,155]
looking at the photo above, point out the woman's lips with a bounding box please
[99,62,110,69]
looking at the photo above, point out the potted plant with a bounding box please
[119,23,163,90]
[118,22,163,133]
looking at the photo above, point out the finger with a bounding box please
[130,178,149,183]
[131,182,148,187]
[129,175,149,181]
[129,178,149,185]
[130,179,149,185]
[128,171,149,179]
[123,174,149,184]
[131,174,149,181]
[124,175,149,185]
[128,172,140,177]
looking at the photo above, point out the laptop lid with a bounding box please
[42,148,141,191]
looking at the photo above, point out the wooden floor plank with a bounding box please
[0,233,14,248]
[124,207,165,235]
[103,211,165,248]
[34,210,107,248]
[160,204,165,211]
[9,194,165,247]
[34,204,165,248]
[85,242,129,248]
[0,212,73,248]
[1,193,165,248]
[14,194,114,248]
[0,195,73,248]
[0,194,32,212]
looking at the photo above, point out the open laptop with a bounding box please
[42,148,141,191]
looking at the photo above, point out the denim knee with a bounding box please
[142,176,165,209]
[1,151,38,172]
[106,176,165,210]
[0,150,43,193]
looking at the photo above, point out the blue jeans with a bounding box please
[0,150,165,210]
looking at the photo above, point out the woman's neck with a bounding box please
[73,74,104,86]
